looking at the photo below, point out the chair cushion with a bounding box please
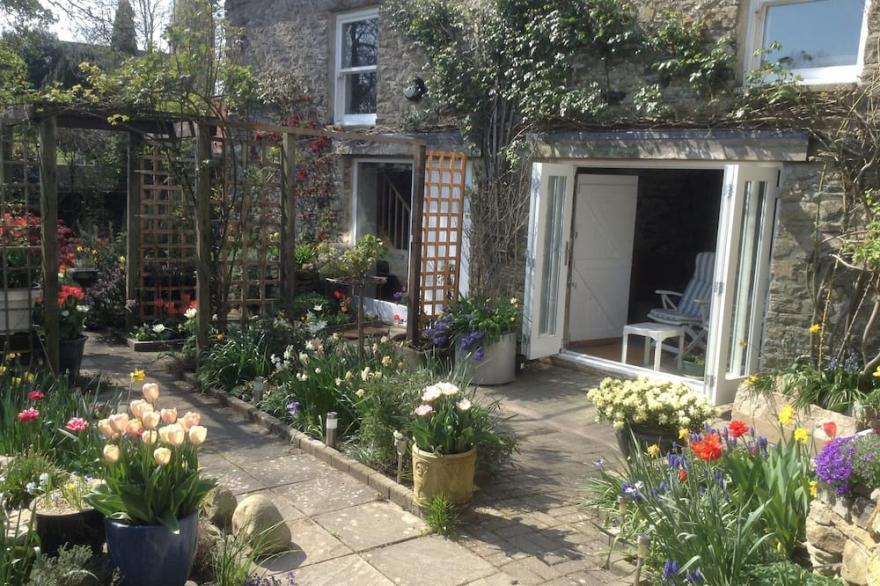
[648,308,703,325]
[678,252,715,318]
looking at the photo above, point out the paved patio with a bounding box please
[81,337,632,585]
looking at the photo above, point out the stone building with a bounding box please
[226,0,880,406]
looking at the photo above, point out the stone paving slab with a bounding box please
[363,535,497,586]
[312,500,424,552]
[258,517,353,572]
[274,553,396,585]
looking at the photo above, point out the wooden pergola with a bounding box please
[2,105,428,373]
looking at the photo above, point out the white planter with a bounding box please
[0,288,39,333]
[456,332,517,386]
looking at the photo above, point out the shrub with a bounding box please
[0,452,64,508]
[423,295,520,360]
[423,495,458,537]
[197,327,275,393]
[816,433,880,497]
[776,354,873,413]
[743,561,843,585]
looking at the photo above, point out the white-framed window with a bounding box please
[335,8,379,126]
[745,0,871,85]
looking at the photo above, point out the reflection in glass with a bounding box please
[763,0,864,69]
[344,72,377,115]
[341,18,378,68]
[539,176,566,336]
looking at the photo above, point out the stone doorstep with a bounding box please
[182,374,424,518]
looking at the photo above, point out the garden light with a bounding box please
[252,376,266,404]
[325,412,338,448]
[393,430,408,484]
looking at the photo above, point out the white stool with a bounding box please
[621,322,684,372]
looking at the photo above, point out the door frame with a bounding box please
[524,158,781,403]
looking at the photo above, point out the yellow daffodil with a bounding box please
[646,444,661,458]
[809,480,818,498]
[119,256,126,264]
[24,372,34,382]
[0,365,6,374]
[130,369,146,382]
[873,366,880,379]
[11,376,21,385]
[5,352,16,361]
[793,427,809,444]
[809,323,822,334]
[778,404,794,426]
[679,428,690,441]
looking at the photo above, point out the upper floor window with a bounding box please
[335,9,379,126]
[746,0,871,85]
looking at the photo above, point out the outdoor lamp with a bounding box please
[634,534,652,585]
[252,376,266,404]
[325,412,338,448]
[393,430,408,483]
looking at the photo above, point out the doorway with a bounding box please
[522,161,779,405]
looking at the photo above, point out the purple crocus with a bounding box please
[287,401,300,417]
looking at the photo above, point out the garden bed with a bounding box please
[126,337,184,352]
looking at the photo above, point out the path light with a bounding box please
[252,376,265,405]
[634,534,651,585]
[325,412,338,448]
[393,430,408,484]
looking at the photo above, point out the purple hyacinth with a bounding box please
[662,559,680,581]
[815,437,855,496]
[685,568,704,583]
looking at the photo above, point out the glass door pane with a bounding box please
[539,176,567,335]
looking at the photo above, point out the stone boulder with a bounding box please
[192,518,224,580]
[203,486,237,530]
[231,494,291,554]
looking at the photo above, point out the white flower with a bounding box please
[415,404,433,417]
[437,382,459,396]
[335,378,343,386]
[38,472,49,486]
[152,323,166,334]
[299,352,309,365]
[76,304,90,313]
[25,482,37,495]
[313,304,322,312]
[361,367,371,381]
[314,368,321,374]
[421,385,442,402]
[296,373,308,382]
[184,308,197,319]
[331,333,340,341]
[356,388,365,397]
[456,399,472,411]
[305,340,315,351]
[380,336,389,343]
[61,310,69,317]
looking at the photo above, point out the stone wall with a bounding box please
[808,483,880,584]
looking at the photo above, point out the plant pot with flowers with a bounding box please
[35,282,90,382]
[424,295,520,386]
[85,382,216,586]
[587,377,719,458]
[34,472,105,556]
[409,382,490,506]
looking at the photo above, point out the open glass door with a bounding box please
[705,164,779,404]
[522,163,575,359]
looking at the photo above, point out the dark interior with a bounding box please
[575,168,723,323]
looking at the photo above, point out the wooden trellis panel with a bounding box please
[136,145,196,320]
[420,150,466,319]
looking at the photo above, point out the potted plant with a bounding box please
[0,211,43,333]
[86,382,216,586]
[424,295,520,385]
[35,473,105,556]
[682,351,705,377]
[35,283,90,381]
[408,382,484,506]
[587,376,718,457]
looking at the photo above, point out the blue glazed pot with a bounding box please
[105,512,198,586]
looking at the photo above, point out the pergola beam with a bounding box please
[407,144,427,343]
[194,124,212,356]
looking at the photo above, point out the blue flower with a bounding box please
[287,401,300,416]
[621,481,644,502]
[685,568,704,583]
[662,559,680,581]
[594,457,605,470]
[474,346,486,362]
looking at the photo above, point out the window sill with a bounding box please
[335,115,377,127]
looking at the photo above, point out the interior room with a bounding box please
[566,167,723,375]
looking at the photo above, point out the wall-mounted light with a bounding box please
[403,78,427,102]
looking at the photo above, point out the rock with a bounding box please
[868,552,880,586]
[5,507,32,545]
[807,541,844,575]
[810,499,838,527]
[185,581,199,586]
[204,486,237,530]
[231,494,291,554]
[843,540,870,585]
[806,516,847,555]
[192,519,224,580]
[0,455,13,470]
[854,496,876,530]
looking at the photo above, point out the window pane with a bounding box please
[539,176,566,336]
[341,17,378,68]
[344,72,377,115]
[764,0,864,69]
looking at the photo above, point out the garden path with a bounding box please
[81,338,632,585]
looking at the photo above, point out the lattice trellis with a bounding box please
[420,150,467,319]
[0,122,42,359]
[136,145,196,320]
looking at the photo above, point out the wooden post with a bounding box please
[195,124,212,357]
[39,116,59,374]
[280,132,297,307]
[125,132,141,332]
[407,144,427,343]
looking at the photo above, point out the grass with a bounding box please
[423,495,459,538]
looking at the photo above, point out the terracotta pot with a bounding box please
[412,445,477,506]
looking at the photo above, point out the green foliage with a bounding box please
[210,522,284,586]
[743,561,843,586]
[0,500,38,586]
[316,235,386,286]
[424,294,520,350]
[110,0,138,56]
[851,434,880,493]
[293,243,317,268]
[26,544,118,586]
[290,292,352,328]
[0,451,63,508]
[423,495,458,538]
[775,355,874,413]
[0,39,32,105]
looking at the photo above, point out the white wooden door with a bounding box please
[568,175,639,342]
[522,163,575,359]
[705,164,779,405]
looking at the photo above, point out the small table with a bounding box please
[621,322,684,371]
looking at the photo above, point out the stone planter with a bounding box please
[615,424,680,459]
[456,332,516,386]
[412,445,477,506]
[0,288,39,333]
[807,484,880,583]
